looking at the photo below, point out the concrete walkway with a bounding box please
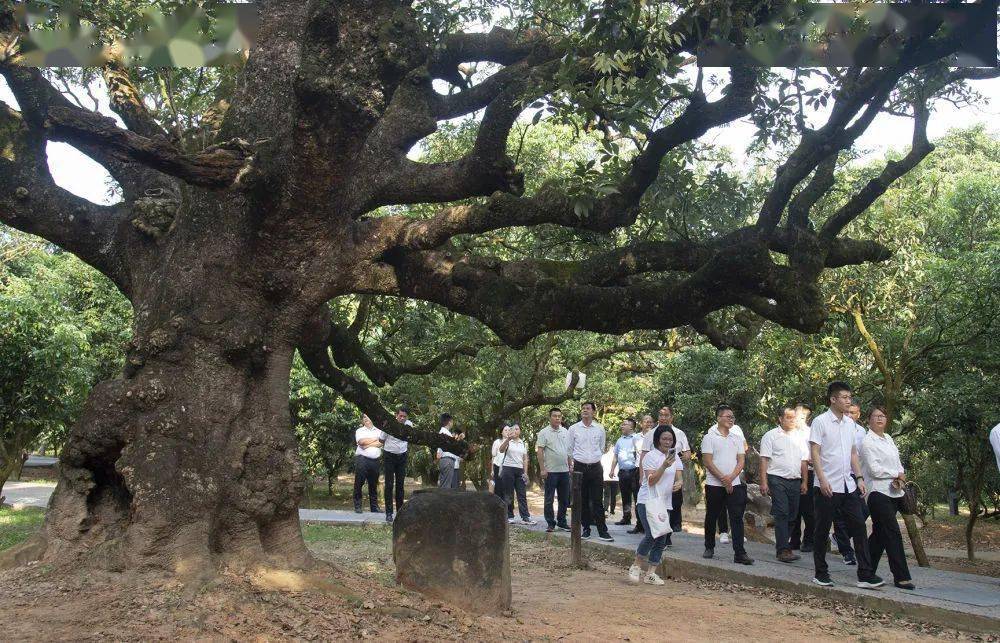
[7,485,999,631]
[299,506,1000,633]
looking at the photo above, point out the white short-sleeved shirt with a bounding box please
[860,430,904,498]
[355,426,382,459]
[437,427,460,465]
[708,423,745,443]
[701,429,745,486]
[642,425,690,453]
[810,410,860,493]
[790,426,813,470]
[491,437,506,468]
[498,438,527,469]
[991,423,1000,474]
[379,419,411,454]
[567,421,606,464]
[636,448,683,506]
[759,427,808,479]
[601,449,616,481]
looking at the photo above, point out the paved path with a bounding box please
[1,481,56,508]
[299,506,1000,632]
[8,486,999,630]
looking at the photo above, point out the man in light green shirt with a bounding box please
[536,408,571,532]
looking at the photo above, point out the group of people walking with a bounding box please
[355,381,915,592]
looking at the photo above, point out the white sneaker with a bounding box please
[521,519,537,526]
[720,532,730,544]
[508,518,516,524]
[628,565,642,584]
[643,571,665,586]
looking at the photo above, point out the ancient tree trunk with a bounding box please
[39,324,309,573]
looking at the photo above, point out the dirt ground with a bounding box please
[2,524,995,642]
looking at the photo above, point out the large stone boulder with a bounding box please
[393,489,511,614]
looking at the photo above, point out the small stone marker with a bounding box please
[393,489,511,614]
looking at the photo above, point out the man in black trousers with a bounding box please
[568,401,613,542]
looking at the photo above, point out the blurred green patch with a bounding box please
[0,506,45,551]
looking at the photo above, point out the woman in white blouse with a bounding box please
[498,424,536,525]
[628,425,682,586]
[860,406,914,590]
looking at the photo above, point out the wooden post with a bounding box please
[571,471,584,568]
[902,513,931,568]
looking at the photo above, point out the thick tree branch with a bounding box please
[102,62,169,140]
[297,339,471,456]
[820,100,932,240]
[0,105,129,290]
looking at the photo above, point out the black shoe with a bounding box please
[894,580,916,590]
[614,518,631,526]
[813,574,834,587]
[385,512,393,523]
[703,548,714,559]
[627,526,643,534]
[598,532,614,542]
[354,507,363,514]
[582,529,592,539]
[545,525,555,533]
[372,507,382,514]
[843,554,857,566]
[857,575,884,589]
[734,553,755,565]
[801,543,814,553]
[556,523,571,532]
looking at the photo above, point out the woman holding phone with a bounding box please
[498,423,536,525]
[860,406,914,590]
[628,425,682,585]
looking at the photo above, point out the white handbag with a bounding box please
[644,482,673,538]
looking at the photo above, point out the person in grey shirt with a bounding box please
[536,408,571,533]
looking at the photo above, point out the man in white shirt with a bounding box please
[628,414,655,534]
[641,407,691,533]
[760,405,809,563]
[436,413,464,489]
[831,401,869,564]
[991,422,1000,474]
[380,406,411,523]
[701,405,753,564]
[568,401,613,541]
[354,414,383,514]
[810,381,882,589]
[789,402,815,552]
[705,416,746,542]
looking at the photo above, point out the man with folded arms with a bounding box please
[810,381,883,589]
[760,405,809,563]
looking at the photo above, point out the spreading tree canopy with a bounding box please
[0,0,996,573]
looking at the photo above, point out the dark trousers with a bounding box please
[544,471,570,527]
[833,493,869,556]
[603,480,619,513]
[790,470,815,549]
[617,468,639,520]
[670,488,683,532]
[575,461,608,534]
[383,451,407,514]
[867,492,912,582]
[704,484,747,556]
[353,455,380,511]
[494,464,514,516]
[813,486,873,580]
[501,465,530,521]
[768,475,801,554]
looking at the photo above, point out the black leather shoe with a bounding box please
[614,518,631,526]
[627,526,643,534]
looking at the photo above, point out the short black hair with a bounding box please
[440,412,453,426]
[581,401,596,412]
[549,407,562,416]
[827,381,852,402]
[795,402,813,412]
[778,404,798,420]
[624,418,636,428]
[652,424,676,451]
[396,405,410,415]
[715,404,733,417]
